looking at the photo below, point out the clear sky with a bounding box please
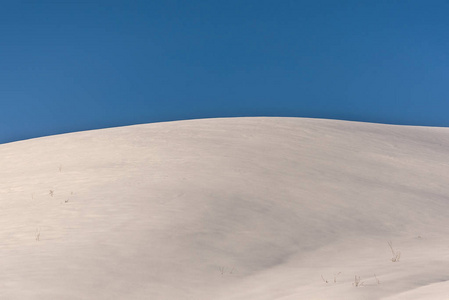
[1,1,449,143]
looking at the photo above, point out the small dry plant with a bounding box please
[49,190,54,197]
[321,275,328,283]
[388,241,401,262]
[219,266,234,275]
[321,272,341,284]
[333,272,341,283]
[36,228,40,241]
[352,275,364,287]
[374,273,380,285]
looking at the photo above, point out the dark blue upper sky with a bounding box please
[1,0,449,143]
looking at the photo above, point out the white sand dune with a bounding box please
[1,117,449,299]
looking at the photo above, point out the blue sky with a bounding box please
[1,1,449,143]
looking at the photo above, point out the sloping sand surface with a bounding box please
[1,117,449,299]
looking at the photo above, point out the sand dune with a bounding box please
[1,117,449,299]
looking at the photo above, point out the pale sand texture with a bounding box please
[1,117,449,299]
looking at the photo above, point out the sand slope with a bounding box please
[1,117,449,299]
